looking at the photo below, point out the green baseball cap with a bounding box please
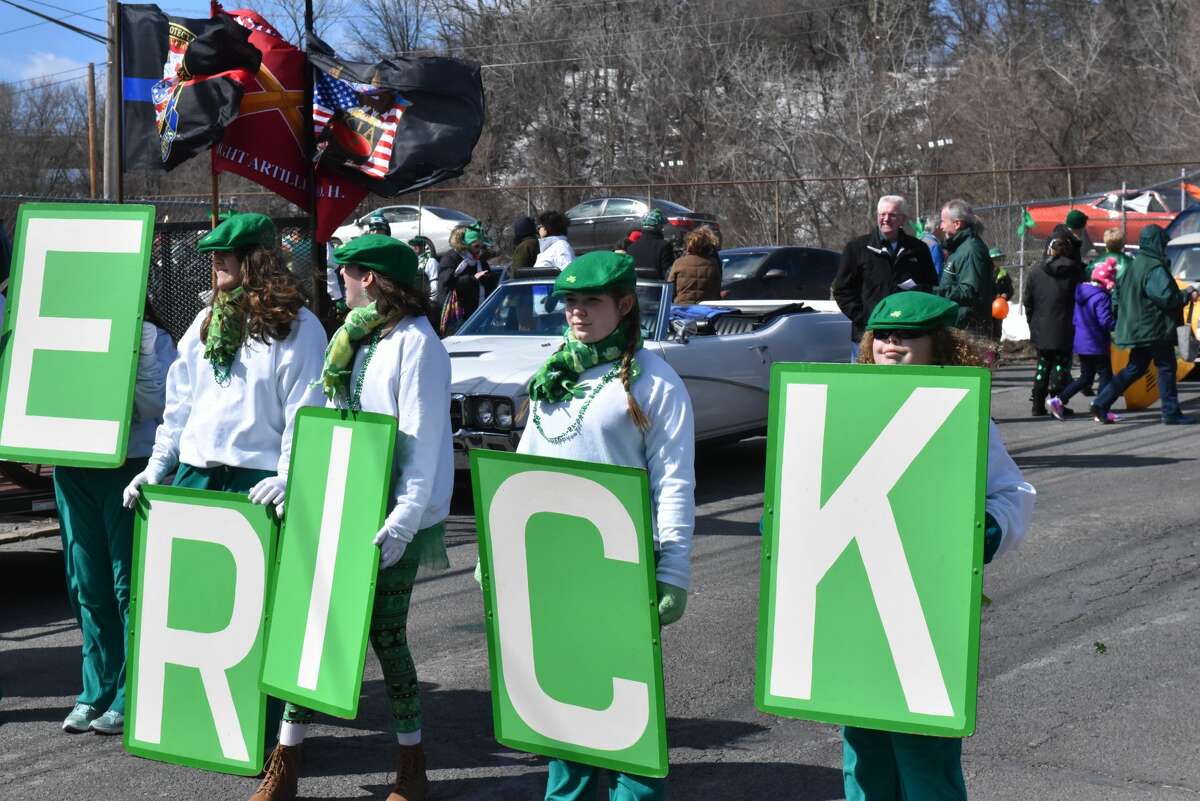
[988,247,1005,259]
[196,212,277,252]
[866,291,959,332]
[1065,209,1088,229]
[553,250,637,296]
[463,222,491,247]
[640,208,665,231]
[331,234,418,287]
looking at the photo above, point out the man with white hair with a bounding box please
[833,194,939,357]
[937,198,995,335]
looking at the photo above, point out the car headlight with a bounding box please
[495,401,513,428]
[476,399,494,426]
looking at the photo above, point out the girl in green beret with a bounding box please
[518,250,696,801]
[249,235,453,801]
[845,292,1035,801]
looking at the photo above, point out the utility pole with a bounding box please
[103,0,120,200]
[86,62,97,198]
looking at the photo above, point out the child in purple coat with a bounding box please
[1048,260,1117,420]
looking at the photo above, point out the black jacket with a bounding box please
[832,229,939,342]
[628,229,675,278]
[1023,254,1084,352]
[437,250,498,320]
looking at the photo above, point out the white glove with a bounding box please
[248,475,287,517]
[121,461,170,509]
[374,525,409,570]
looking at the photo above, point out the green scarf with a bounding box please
[316,302,390,403]
[528,325,642,404]
[204,287,245,384]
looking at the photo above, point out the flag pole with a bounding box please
[304,0,329,321]
[103,0,121,201]
[209,0,220,227]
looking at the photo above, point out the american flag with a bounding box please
[313,69,411,179]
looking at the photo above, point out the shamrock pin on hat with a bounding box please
[553,250,637,296]
[331,234,419,288]
[866,291,960,332]
[196,213,278,252]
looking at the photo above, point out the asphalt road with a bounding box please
[3,364,1199,800]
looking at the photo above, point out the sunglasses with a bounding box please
[873,329,930,342]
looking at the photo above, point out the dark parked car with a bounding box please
[719,246,839,301]
[564,197,720,254]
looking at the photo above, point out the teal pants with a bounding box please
[842,726,967,801]
[53,458,148,715]
[545,759,664,801]
[172,463,282,745]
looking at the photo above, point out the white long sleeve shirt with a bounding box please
[533,236,575,271]
[985,420,1036,559]
[335,314,454,541]
[519,347,697,590]
[150,306,327,476]
[127,323,175,459]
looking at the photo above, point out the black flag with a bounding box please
[307,35,485,197]
[120,4,262,171]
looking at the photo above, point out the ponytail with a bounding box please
[619,310,650,430]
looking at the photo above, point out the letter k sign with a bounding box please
[769,383,969,718]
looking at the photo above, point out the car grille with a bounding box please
[450,395,466,431]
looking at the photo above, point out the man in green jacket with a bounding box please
[936,199,995,336]
[1091,225,1200,425]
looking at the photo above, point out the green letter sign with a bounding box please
[472,450,668,778]
[125,486,277,775]
[260,408,398,718]
[0,202,155,467]
[756,363,990,737]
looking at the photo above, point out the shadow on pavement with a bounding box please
[0,644,80,700]
[0,545,72,634]
[1015,453,1193,469]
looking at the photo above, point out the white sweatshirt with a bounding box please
[127,323,176,459]
[518,347,697,590]
[533,236,575,271]
[985,420,1036,559]
[335,314,453,542]
[149,306,327,477]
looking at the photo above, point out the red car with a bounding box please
[1025,189,1195,242]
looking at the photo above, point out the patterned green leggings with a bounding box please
[283,556,423,733]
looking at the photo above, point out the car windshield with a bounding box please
[721,251,769,282]
[426,207,474,221]
[1169,211,1200,239]
[456,282,664,340]
[1168,244,1200,281]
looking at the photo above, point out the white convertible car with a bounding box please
[444,272,850,467]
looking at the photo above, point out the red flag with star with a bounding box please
[212,8,366,241]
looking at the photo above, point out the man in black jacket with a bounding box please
[832,195,939,357]
[627,208,676,278]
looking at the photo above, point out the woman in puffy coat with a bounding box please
[1023,237,1084,416]
[436,222,498,335]
[667,226,722,305]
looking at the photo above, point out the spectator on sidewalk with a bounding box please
[1024,236,1084,417]
[509,215,540,278]
[1087,228,1132,281]
[1046,260,1117,420]
[1090,225,1200,425]
[667,226,722,305]
[532,211,575,271]
[832,194,938,359]
[627,208,676,278]
[936,199,995,337]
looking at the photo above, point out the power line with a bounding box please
[2,68,101,96]
[0,0,106,43]
[0,63,90,88]
[18,0,104,22]
[0,4,103,36]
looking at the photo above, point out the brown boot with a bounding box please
[385,743,428,801]
[250,744,301,801]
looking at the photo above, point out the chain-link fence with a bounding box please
[147,216,321,342]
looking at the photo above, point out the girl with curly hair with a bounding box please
[845,291,1035,801]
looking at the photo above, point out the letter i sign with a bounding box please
[756,363,991,737]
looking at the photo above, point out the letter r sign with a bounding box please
[471,450,668,778]
[755,363,991,738]
[0,203,155,467]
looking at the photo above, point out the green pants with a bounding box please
[53,458,148,715]
[282,526,445,733]
[173,462,280,743]
[842,726,967,801]
[545,759,664,801]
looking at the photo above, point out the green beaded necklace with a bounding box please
[531,362,621,444]
[348,331,382,413]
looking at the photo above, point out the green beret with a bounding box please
[866,291,960,333]
[196,213,277,252]
[331,234,418,287]
[640,208,665,231]
[553,250,636,296]
[988,247,1005,259]
[1065,209,1088,229]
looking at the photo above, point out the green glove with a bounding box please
[982,512,1002,564]
[656,581,688,626]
